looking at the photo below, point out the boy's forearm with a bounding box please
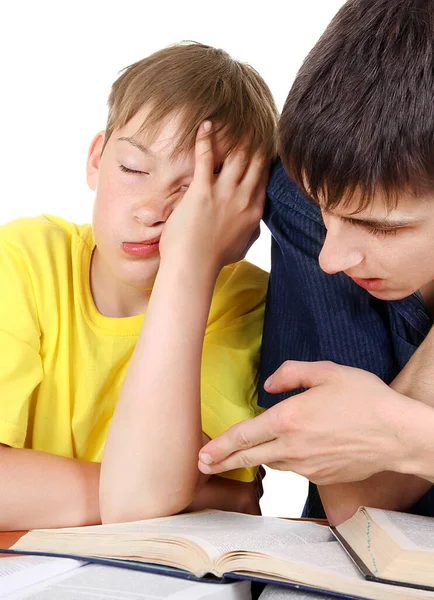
[100,256,217,523]
[0,444,100,531]
[320,327,434,525]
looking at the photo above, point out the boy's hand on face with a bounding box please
[159,121,267,274]
[198,361,432,486]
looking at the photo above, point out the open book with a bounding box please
[5,509,434,600]
[333,506,434,589]
[0,555,250,600]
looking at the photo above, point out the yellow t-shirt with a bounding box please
[0,215,268,482]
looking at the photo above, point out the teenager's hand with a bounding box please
[159,121,267,273]
[198,361,432,486]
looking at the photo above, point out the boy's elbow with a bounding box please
[100,490,195,524]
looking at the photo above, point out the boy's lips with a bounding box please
[122,237,160,257]
[350,276,384,291]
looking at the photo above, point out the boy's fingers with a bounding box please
[198,411,277,468]
[241,150,267,192]
[194,121,215,186]
[220,132,253,182]
[265,360,340,394]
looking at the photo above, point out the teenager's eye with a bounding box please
[366,227,398,238]
[346,218,399,238]
[119,165,148,176]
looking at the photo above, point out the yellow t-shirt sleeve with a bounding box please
[0,223,43,447]
[200,261,268,483]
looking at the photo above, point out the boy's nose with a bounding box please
[318,228,364,275]
[133,192,174,227]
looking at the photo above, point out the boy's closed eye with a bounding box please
[119,165,150,176]
[118,165,191,191]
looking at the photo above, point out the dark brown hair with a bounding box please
[279,0,434,211]
[104,42,278,163]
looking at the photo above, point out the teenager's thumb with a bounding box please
[264,360,337,393]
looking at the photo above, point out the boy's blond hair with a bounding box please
[104,42,278,163]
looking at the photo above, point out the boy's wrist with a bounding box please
[158,251,222,285]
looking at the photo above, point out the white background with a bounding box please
[1,0,346,517]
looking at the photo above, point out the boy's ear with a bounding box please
[86,132,105,191]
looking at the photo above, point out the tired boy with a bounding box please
[198,0,434,524]
[0,42,278,529]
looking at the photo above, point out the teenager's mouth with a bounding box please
[350,277,384,292]
[122,237,160,257]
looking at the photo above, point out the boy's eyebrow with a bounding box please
[117,136,154,157]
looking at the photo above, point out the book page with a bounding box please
[4,564,251,600]
[243,541,434,600]
[169,512,333,557]
[258,541,365,578]
[365,508,434,551]
[28,510,327,542]
[0,556,83,596]
[260,585,334,599]
[15,510,332,564]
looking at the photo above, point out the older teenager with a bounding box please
[198,0,434,525]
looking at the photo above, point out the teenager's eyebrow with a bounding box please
[117,137,154,157]
[321,206,418,228]
[341,215,417,228]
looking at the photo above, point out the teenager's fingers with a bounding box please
[264,360,342,394]
[193,121,215,186]
[198,439,283,476]
[198,412,277,469]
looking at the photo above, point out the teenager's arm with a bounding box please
[198,359,434,520]
[319,326,434,525]
[186,475,262,515]
[100,124,266,523]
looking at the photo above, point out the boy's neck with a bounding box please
[90,249,151,318]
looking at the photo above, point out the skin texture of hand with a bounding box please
[198,360,434,486]
[159,121,267,273]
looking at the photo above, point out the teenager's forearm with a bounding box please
[100,257,217,523]
[391,325,434,408]
[320,329,434,525]
[185,476,261,515]
[0,445,100,530]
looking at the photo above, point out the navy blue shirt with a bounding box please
[259,159,434,518]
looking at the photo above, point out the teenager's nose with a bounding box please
[318,224,364,275]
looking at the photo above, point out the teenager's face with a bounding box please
[87,109,197,291]
[318,190,434,301]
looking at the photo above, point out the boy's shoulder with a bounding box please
[218,260,269,291]
[0,215,93,260]
[208,260,269,325]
